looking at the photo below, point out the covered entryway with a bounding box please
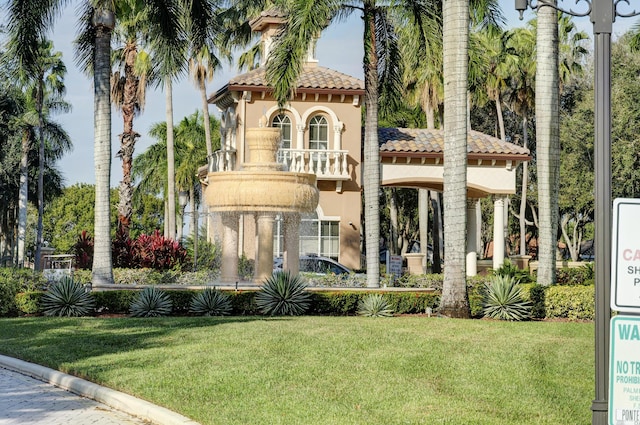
[379,128,531,275]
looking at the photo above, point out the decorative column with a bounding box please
[466,199,478,276]
[220,213,239,283]
[283,214,301,275]
[256,213,276,282]
[493,197,505,269]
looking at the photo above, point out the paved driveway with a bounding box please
[0,367,148,425]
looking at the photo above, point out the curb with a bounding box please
[0,354,200,425]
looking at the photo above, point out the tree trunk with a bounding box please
[35,77,44,271]
[495,93,506,141]
[519,116,529,256]
[166,77,177,240]
[440,0,470,318]
[363,1,380,287]
[430,191,443,273]
[17,131,29,267]
[199,78,213,157]
[535,1,560,285]
[117,42,140,237]
[92,10,115,285]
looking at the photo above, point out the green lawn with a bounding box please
[0,317,593,424]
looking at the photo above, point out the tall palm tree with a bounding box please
[15,40,70,269]
[439,0,470,317]
[505,25,536,257]
[110,0,153,237]
[535,2,560,286]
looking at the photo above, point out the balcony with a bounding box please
[209,148,352,191]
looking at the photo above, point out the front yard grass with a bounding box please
[0,316,593,424]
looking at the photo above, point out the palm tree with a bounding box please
[110,0,153,237]
[438,0,470,317]
[505,25,536,257]
[15,40,70,269]
[535,2,560,286]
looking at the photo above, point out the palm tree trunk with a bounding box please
[495,93,506,141]
[34,78,44,271]
[117,42,140,237]
[519,116,529,255]
[92,9,115,285]
[363,1,380,287]
[440,0,470,318]
[17,131,29,267]
[535,1,560,286]
[199,78,213,157]
[166,77,177,240]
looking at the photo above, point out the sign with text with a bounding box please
[610,316,640,425]
[612,199,640,313]
[387,254,403,279]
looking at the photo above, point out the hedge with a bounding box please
[545,285,595,320]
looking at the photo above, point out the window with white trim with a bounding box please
[309,115,328,150]
[273,212,340,260]
[271,114,292,149]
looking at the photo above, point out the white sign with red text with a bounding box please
[612,199,640,313]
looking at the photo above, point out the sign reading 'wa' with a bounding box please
[612,199,640,313]
[610,316,640,425]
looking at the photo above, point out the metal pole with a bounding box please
[591,1,613,423]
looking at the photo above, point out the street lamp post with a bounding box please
[514,1,640,424]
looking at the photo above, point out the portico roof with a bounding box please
[378,127,531,198]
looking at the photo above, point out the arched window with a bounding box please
[271,114,292,149]
[309,115,328,150]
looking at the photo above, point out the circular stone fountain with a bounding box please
[205,119,319,283]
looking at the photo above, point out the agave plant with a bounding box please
[256,271,311,316]
[357,293,394,317]
[41,276,95,317]
[189,287,232,316]
[130,287,172,317]
[483,275,532,321]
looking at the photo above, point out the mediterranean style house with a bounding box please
[202,9,530,279]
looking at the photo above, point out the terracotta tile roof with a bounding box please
[227,66,364,93]
[378,128,530,159]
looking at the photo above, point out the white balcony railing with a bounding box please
[209,148,351,182]
[279,149,351,181]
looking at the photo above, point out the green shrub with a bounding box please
[256,272,311,316]
[556,265,594,286]
[92,290,136,314]
[41,277,95,317]
[0,268,47,316]
[73,269,92,285]
[357,294,394,317]
[238,254,254,281]
[545,285,594,320]
[228,291,258,315]
[482,275,531,321]
[385,292,439,314]
[15,291,44,315]
[130,287,172,317]
[394,273,444,290]
[189,288,232,316]
[491,259,532,283]
[521,283,546,319]
[309,292,361,315]
[166,290,193,314]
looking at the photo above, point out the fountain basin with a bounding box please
[205,170,319,213]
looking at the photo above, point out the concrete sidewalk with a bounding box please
[0,355,199,425]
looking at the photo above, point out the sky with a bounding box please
[3,1,638,188]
